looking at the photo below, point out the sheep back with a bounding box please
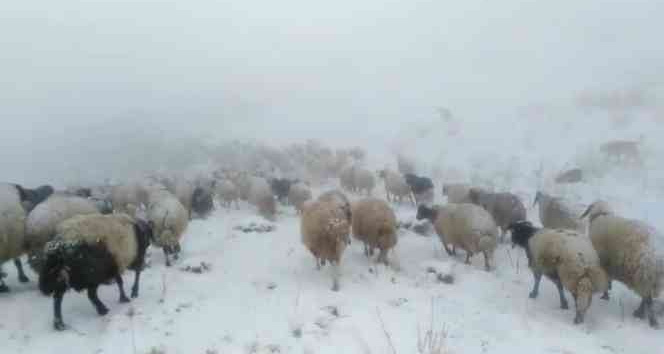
[434,203,498,255]
[534,192,585,232]
[351,198,398,253]
[301,200,350,264]
[53,214,138,273]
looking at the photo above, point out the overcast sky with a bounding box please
[1,0,663,184]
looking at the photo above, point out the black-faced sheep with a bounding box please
[469,188,527,241]
[146,190,189,266]
[404,173,434,205]
[581,201,663,328]
[351,198,398,265]
[0,183,29,291]
[533,191,585,232]
[39,213,153,330]
[301,199,350,291]
[507,221,609,325]
[417,203,498,270]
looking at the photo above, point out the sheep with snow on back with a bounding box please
[507,220,609,324]
[417,203,498,270]
[379,169,414,204]
[288,182,312,214]
[533,191,585,232]
[215,179,240,209]
[25,194,106,273]
[581,201,664,328]
[0,183,29,291]
[353,167,375,196]
[248,177,277,221]
[351,198,398,265]
[146,190,189,266]
[301,198,351,291]
[404,173,434,205]
[442,183,473,204]
[39,213,153,331]
[14,184,55,213]
[469,188,527,241]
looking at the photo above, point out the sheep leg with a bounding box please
[553,277,569,309]
[331,262,340,292]
[116,275,130,303]
[0,269,8,292]
[442,243,453,256]
[131,270,141,298]
[87,286,109,316]
[363,243,370,257]
[646,297,659,328]
[164,249,172,267]
[464,252,472,264]
[633,298,647,319]
[601,280,611,300]
[482,251,491,271]
[53,291,66,331]
[377,249,389,266]
[14,258,30,283]
[529,272,542,299]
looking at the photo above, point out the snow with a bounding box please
[1,186,663,354]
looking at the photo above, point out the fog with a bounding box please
[2,1,663,186]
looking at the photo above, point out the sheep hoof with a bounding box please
[119,296,130,303]
[331,283,340,292]
[529,291,538,299]
[0,284,9,293]
[561,302,569,310]
[600,293,610,301]
[633,309,646,319]
[54,320,67,331]
[573,314,584,324]
[18,275,30,283]
[131,290,139,299]
[96,306,109,316]
[649,318,659,329]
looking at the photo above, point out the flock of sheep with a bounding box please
[0,139,662,334]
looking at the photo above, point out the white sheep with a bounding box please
[469,188,527,241]
[288,182,312,214]
[248,177,276,221]
[533,191,585,232]
[442,183,473,204]
[301,198,351,291]
[39,213,153,330]
[146,189,189,266]
[25,194,102,273]
[416,203,498,270]
[351,198,398,265]
[0,183,29,291]
[110,182,150,216]
[215,179,240,209]
[581,201,664,328]
[378,169,414,204]
[353,167,375,196]
[507,221,609,324]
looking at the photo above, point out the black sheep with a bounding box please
[191,186,214,219]
[404,173,434,204]
[39,214,153,331]
[270,178,296,204]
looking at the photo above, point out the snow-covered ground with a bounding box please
[2,178,664,354]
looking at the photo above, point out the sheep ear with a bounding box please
[580,203,593,219]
